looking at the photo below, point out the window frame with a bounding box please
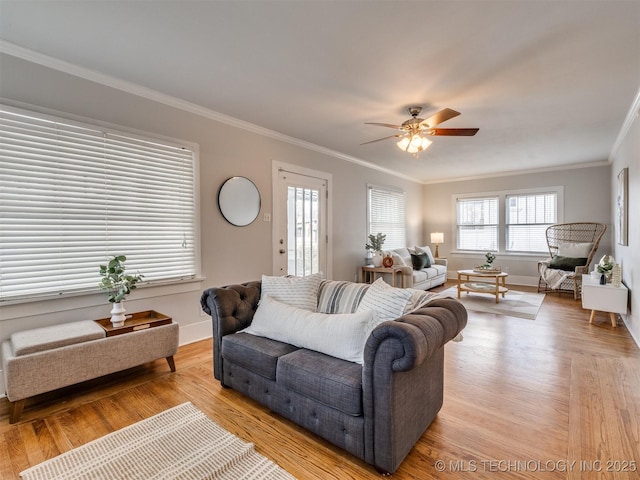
[505,192,558,253]
[0,104,201,305]
[455,195,499,252]
[367,184,406,251]
[452,186,564,256]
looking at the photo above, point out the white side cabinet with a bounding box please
[581,274,628,327]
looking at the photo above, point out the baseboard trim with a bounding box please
[179,319,212,346]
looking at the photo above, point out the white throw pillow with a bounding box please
[261,273,323,311]
[558,242,593,258]
[356,278,412,324]
[245,294,374,364]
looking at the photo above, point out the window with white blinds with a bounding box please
[0,105,197,302]
[506,192,556,252]
[456,196,499,251]
[367,185,406,250]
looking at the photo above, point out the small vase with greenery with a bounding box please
[99,255,144,327]
[366,233,386,266]
[597,255,615,281]
[484,252,496,267]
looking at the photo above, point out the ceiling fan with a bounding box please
[362,106,479,156]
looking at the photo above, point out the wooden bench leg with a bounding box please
[9,399,26,424]
[166,356,176,372]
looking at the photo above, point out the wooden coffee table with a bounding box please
[457,269,509,303]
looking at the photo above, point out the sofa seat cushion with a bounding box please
[423,266,444,279]
[11,320,105,356]
[413,270,428,283]
[222,332,299,380]
[277,349,363,416]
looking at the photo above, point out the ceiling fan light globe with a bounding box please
[397,137,410,151]
[410,134,422,147]
[420,137,433,150]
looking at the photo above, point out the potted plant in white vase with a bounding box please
[99,255,144,327]
[366,233,386,267]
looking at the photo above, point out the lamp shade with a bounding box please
[430,232,444,244]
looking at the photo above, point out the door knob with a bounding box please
[279,249,286,254]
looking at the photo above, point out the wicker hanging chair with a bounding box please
[537,222,607,299]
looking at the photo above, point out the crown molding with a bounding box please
[0,40,418,184]
[610,84,640,160]
[422,160,611,185]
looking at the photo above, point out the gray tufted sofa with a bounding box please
[200,280,466,474]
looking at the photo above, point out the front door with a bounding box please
[274,169,327,276]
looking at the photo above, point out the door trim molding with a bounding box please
[271,161,333,279]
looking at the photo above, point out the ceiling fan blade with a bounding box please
[420,108,461,128]
[360,134,405,145]
[429,128,479,136]
[364,122,405,130]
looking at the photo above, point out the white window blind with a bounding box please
[0,106,197,302]
[506,193,556,252]
[456,197,498,251]
[368,185,406,250]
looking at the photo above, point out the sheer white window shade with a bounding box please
[506,193,556,253]
[0,106,197,302]
[456,197,498,251]
[368,185,406,250]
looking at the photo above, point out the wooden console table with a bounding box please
[361,265,405,287]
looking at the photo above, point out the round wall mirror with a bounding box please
[217,176,261,226]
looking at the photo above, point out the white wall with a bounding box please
[0,53,423,354]
[610,95,639,345]
[422,165,613,285]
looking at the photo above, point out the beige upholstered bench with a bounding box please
[2,319,179,423]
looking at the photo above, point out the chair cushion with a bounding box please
[558,242,593,257]
[277,349,363,416]
[11,320,105,356]
[549,255,587,271]
[222,332,299,380]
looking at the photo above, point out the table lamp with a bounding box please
[430,232,444,258]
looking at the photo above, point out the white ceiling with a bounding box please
[1,1,639,182]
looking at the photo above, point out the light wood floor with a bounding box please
[2,283,639,479]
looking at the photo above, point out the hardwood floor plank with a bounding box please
[1,287,639,479]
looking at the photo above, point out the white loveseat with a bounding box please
[382,246,448,290]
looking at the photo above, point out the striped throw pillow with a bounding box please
[317,280,370,314]
[261,273,324,311]
[356,278,412,323]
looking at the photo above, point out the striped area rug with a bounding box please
[441,287,545,320]
[20,402,295,480]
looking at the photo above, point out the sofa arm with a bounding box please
[363,297,466,371]
[200,281,261,381]
[434,258,447,267]
[361,297,467,472]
